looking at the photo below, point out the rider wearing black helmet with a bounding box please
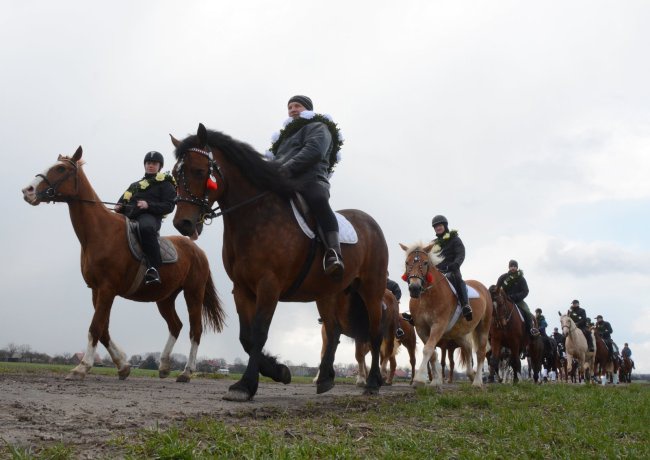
[431,214,472,321]
[567,299,594,352]
[496,259,538,337]
[595,314,614,357]
[115,151,176,285]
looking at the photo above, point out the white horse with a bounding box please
[558,313,595,383]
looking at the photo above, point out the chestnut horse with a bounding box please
[559,313,595,383]
[400,242,492,388]
[487,286,530,383]
[593,330,616,384]
[21,147,225,381]
[313,289,403,386]
[619,357,633,383]
[171,125,388,401]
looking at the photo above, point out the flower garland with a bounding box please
[122,172,176,202]
[264,110,344,175]
[502,269,524,288]
[431,229,459,253]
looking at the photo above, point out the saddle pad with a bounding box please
[126,219,178,263]
[444,277,480,299]
[290,200,358,244]
[445,305,462,333]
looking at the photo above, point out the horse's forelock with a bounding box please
[403,242,443,266]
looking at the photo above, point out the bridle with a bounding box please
[35,157,79,202]
[404,249,442,292]
[175,146,268,224]
[492,289,515,328]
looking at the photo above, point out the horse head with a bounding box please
[22,146,83,205]
[489,285,511,327]
[170,124,224,238]
[399,242,441,298]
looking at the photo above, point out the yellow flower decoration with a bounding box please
[443,233,450,239]
[123,191,132,201]
[155,172,166,181]
[138,179,150,189]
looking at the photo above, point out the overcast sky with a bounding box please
[2,1,649,374]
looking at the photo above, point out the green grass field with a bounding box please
[3,362,648,459]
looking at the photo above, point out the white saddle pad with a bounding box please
[443,278,479,332]
[290,199,358,244]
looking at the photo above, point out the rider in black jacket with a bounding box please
[567,299,594,352]
[431,215,472,321]
[115,151,176,285]
[595,314,614,356]
[273,95,343,280]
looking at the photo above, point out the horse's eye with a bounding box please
[191,168,205,179]
[56,166,66,173]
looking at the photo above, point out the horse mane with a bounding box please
[174,130,299,197]
[403,241,444,266]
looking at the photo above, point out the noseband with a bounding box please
[404,249,435,288]
[35,158,78,202]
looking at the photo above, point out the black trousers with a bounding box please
[445,269,469,306]
[136,213,162,268]
[300,183,338,233]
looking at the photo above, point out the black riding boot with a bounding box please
[323,231,344,280]
[583,329,594,352]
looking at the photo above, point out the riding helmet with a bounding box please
[431,214,448,227]
[143,151,164,168]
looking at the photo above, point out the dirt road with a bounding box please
[0,372,414,456]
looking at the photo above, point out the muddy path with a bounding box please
[0,372,415,456]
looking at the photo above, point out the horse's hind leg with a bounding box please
[355,341,369,387]
[156,294,183,379]
[312,325,327,384]
[177,287,206,383]
[315,295,344,394]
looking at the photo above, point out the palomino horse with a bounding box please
[21,147,225,381]
[314,290,403,386]
[487,286,530,384]
[171,125,388,401]
[558,313,595,383]
[400,242,492,388]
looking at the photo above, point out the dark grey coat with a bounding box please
[274,122,333,189]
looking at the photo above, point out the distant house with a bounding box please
[8,353,23,363]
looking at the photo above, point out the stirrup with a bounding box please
[144,267,161,285]
[462,304,473,321]
[323,249,344,278]
[530,327,540,337]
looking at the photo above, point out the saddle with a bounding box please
[290,194,358,244]
[126,219,178,264]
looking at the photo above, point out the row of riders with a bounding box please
[23,94,635,399]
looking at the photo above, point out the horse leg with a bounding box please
[316,295,345,394]
[413,326,442,388]
[388,355,397,385]
[488,339,501,384]
[455,336,477,385]
[312,325,327,384]
[177,288,205,383]
[448,348,455,384]
[408,340,416,385]
[355,341,368,387]
[440,346,447,382]
[67,290,118,381]
[357,286,385,396]
[155,295,183,379]
[224,286,286,402]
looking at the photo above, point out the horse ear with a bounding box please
[558,311,562,316]
[399,243,408,252]
[73,146,83,162]
[170,134,181,148]
[197,123,208,145]
[423,243,435,253]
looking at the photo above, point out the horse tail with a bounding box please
[458,342,472,369]
[202,271,226,333]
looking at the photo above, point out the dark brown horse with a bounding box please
[487,286,530,383]
[170,124,389,401]
[619,357,633,383]
[21,147,225,381]
[593,330,616,384]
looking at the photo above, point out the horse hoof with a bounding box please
[159,369,170,379]
[316,380,335,394]
[363,387,380,396]
[279,364,292,385]
[411,380,426,389]
[118,365,131,380]
[223,389,253,402]
[65,371,86,381]
[176,373,191,383]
